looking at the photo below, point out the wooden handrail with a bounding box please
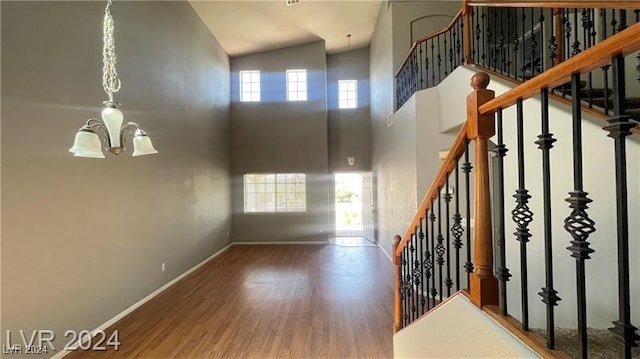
[466,1,640,8]
[395,7,465,77]
[479,22,640,115]
[395,122,468,255]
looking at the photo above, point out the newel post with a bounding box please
[392,235,403,333]
[463,0,473,65]
[467,73,498,308]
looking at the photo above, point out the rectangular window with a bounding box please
[244,173,306,213]
[338,80,357,109]
[286,69,307,101]
[240,70,260,102]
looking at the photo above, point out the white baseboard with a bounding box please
[50,243,232,359]
[231,240,328,245]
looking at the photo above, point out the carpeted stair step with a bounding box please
[591,97,640,109]
[552,86,611,98]
[553,80,587,92]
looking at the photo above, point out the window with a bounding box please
[338,80,357,109]
[240,70,260,102]
[286,69,307,101]
[244,173,306,213]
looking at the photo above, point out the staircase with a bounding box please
[392,1,640,358]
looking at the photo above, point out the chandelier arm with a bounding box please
[119,122,141,148]
[86,118,111,147]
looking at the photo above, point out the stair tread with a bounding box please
[591,97,640,109]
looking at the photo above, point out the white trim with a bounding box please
[231,240,327,245]
[50,243,232,359]
[378,242,393,262]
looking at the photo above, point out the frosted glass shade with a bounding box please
[132,130,158,157]
[69,130,105,158]
[101,106,124,147]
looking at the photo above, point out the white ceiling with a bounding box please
[189,0,383,57]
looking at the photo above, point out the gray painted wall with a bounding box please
[1,2,231,356]
[370,0,461,255]
[327,47,372,172]
[230,41,331,243]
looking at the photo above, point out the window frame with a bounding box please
[243,173,307,214]
[286,69,308,102]
[338,79,358,109]
[239,70,261,102]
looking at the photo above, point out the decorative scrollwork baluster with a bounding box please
[462,141,473,281]
[512,99,533,331]
[429,205,438,303]
[451,160,463,292]
[565,73,596,359]
[436,191,445,302]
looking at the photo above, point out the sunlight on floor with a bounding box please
[329,236,377,247]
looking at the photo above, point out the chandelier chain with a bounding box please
[103,0,121,101]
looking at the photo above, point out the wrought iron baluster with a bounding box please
[487,8,498,71]
[536,88,561,349]
[494,109,510,317]
[437,36,442,84]
[431,39,436,86]
[444,177,453,297]
[419,220,426,315]
[601,9,611,115]
[414,235,420,321]
[498,9,505,74]
[452,160,463,291]
[565,73,596,359]
[538,10,545,73]
[512,98,532,331]
[449,27,454,74]
[507,9,513,77]
[611,9,618,35]
[529,8,539,78]
[443,33,448,77]
[549,8,558,67]
[429,203,438,305]
[572,9,581,56]
[463,140,473,282]
[409,232,418,321]
[424,211,433,311]
[472,7,478,63]
[582,8,595,107]
[618,10,627,32]
[419,44,424,90]
[436,191,445,302]
[481,7,487,65]
[402,245,408,326]
[425,42,431,88]
[564,9,572,61]
[521,8,526,80]
[604,56,640,359]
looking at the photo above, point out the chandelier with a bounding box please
[69,0,157,158]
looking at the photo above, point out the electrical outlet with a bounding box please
[161,263,166,272]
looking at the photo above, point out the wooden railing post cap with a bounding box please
[471,72,490,91]
[467,72,495,140]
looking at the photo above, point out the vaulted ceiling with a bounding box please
[189,0,383,57]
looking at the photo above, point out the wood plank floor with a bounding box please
[66,244,394,359]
